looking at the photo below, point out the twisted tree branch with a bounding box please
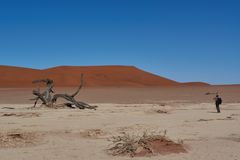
[31,74,97,110]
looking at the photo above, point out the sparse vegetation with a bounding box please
[154,109,168,114]
[1,112,40,118]
[107,130,186,157]
[0,131,40,148]
[80,129,106,139]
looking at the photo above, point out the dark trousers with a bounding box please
[216,104,220,113]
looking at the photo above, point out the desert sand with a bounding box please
[0,65,239,159]
[0,86,240,160]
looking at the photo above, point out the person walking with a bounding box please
[214,95,222,113]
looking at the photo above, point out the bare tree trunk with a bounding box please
[31,74,97,110]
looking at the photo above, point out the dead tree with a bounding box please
[31,74,97,110]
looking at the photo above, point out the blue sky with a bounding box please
[0,0,239,84]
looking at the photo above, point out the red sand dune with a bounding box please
[0,65,209,87]
[181,82,210,86]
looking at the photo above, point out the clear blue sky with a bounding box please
[0,0,239,84]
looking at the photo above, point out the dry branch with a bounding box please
[107,130,186,157]
[31,74,97,110]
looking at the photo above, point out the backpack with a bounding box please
[218,98,222,104]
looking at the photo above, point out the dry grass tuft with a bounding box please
[107,130,186,157]
[145,108,169,114]
[0,131,40,148]
[1,112,40,118]
[154,109,168,114]
[80,129,106,139]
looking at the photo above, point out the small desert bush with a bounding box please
[107,130,168,157]
[154,109,168,114]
